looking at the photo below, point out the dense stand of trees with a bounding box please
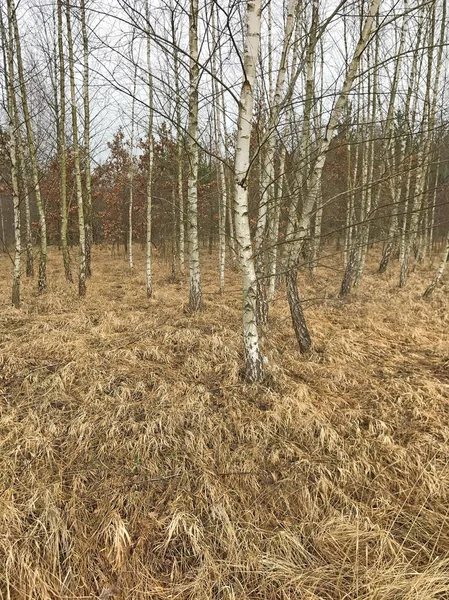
[0,0,448,380]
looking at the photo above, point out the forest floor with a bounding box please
[1,246,449,599]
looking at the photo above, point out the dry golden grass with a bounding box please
[0,246,449,599]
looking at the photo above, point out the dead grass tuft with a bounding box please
[0,248,449,599]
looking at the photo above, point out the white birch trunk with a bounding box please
[10,0,47,292]
[66,0,86,297]
[378,3,408,273]
[398,38,424,271]
[187,0,202,311]
[400,3,444,287]
[17,132,33,277]
[267,144,286,299]
[310,37,325,277]
[211,3,226,293]
[81,0,93,277]
[311,192,323,277]
[341,114,361,296]
[355,32,378,287]
[171,4,185,275]
[234,0,263,382]
[2,8,21,306]
[286,0,380,343]
[57,0,72,283]
[428,162,440,257]
[0,196,5,253]
[254,0,296,323]
[287,0,381,271]
[146,1,154,298]
[128,68,137,272]
[423,228,449,298]
[217,44,237,268]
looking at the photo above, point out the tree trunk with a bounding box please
[286,269,311,353]
[17,132,34,277]
[186,0,202,312]
[172,3,185,276]
[287,0,380,271]
[11,0,47,292]
[146,1,154,298]
[423,228,449,298]
[128,67,137,273]
[286,0,381,337]
[311,200,323,276]
[81,0,93,277]
[234,0,264,382]
[400,2,444,287]
[217,42,237,270]
[354,23,378,287]
[376,1,408,274]
[378,217,396,274]
[0,196,5,253]
[211,3,226,293]
[2,7,20,306]
[267,144,285,299]
[57,0,72,282]
[340,245,357,297]
[66,0,86,297]
[254,0,296,324]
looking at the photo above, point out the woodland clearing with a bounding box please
[0,247,449,599]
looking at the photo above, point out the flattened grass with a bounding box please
[0,247,448,599]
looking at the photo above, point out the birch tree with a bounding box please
[16,127,33,278]
[1,5,20,307]
[422,0,448,296]
[66,0,87,297]
[353,20,378,287]
[10,0,48,292]
[128,65,137,272]
[81,0,93,277]
[254,0,296,325]
[171,2,185,276]
[378,2,409,274]
[186,0,202,311]
[0,196,5,254]
[399,2,444,288]
[234,0,264,382]
[57,0,72,282]
[216,39,237,271]
[287,0,381,349]
[210,2,227,293]
[145,0,154,298]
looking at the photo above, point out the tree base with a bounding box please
[286,269,312,354]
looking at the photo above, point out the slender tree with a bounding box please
[234,0,264,382]
[10,0,47,292]
[57,0,72,282]
[1,5,21,307]
[146,0,154,298]
[399,3,443,287]
[285,0,381,348]
[211,2,227,293]
[378,2,409,273]
[186,0,202,311]
[218,40,237,269]
[66,0,87,296]
[171,2,185,276]
[16,128,33,277]
[81,0,93,277]
[0,196,5,253]
[128,65,137,272]
[254,0,296,325]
